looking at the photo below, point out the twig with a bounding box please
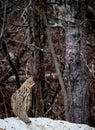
[44,86,61,116]
[0,69,13,83]
[44,98,58,116]
[47,23,65,29]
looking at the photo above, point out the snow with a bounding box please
[0,117,95,130]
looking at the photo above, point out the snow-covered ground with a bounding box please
[0,117,95,130]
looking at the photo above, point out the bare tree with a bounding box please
[64,0,90,124]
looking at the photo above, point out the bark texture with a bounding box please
[64,0,89,124]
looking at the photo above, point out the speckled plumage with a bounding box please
[11,76,35,123]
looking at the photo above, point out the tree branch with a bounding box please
[2,41,20,88]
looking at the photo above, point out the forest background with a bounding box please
[0,0,95,127]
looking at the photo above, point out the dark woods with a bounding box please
[0,0,95,127]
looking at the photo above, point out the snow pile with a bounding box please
[0,117,95,130]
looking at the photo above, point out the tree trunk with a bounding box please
[31,0,46,117]
[64,0,89,124]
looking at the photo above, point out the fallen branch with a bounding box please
[7,73,59,83]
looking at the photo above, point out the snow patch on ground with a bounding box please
[0,117,95,130]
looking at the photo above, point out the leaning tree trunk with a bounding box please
[64,0,89,124]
